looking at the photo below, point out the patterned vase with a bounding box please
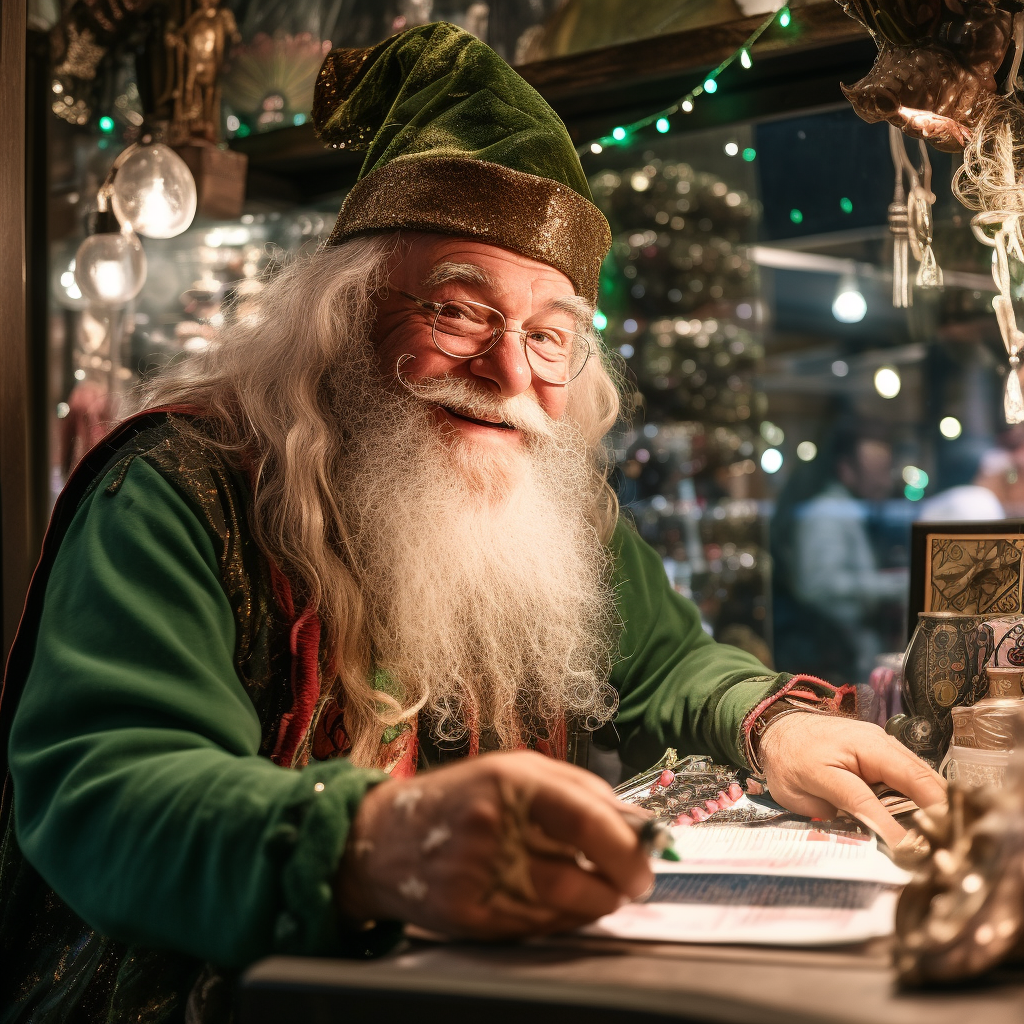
[889,612,995,766]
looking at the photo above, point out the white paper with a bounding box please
[656,824,913,885]
[583,886,900,946]
[582,823,910,946]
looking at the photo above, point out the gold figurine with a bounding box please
[163,0,240,144]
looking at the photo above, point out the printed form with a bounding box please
[584,824,912,946]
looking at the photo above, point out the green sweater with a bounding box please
[9,456,783,970]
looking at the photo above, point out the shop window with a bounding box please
[584,108,1009,683]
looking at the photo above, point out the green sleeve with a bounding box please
[608,519,789,771]
[9,458,398,968]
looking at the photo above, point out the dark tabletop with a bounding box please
[240,934,1024,1024]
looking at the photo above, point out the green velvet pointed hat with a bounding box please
[312,22,610,302]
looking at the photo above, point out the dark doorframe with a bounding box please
[0,1,34,659]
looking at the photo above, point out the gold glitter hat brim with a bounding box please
[327,156,611,303]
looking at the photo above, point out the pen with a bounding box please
[622,811,681,861]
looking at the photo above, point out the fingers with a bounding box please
[529,854,626,919]
[529,779,653,899]
[817,765,907,848]
[855,733,948,812]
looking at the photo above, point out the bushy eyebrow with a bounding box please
[539,295,594,333]
[422,262,497,291]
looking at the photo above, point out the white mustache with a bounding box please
[396,362,557,440]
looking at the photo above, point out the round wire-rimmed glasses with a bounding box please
[399,290,592,385]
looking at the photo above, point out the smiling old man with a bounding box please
[0,22,944,1023]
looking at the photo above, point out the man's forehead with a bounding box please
[409,236,574,289]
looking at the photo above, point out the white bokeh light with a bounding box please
[874,366,901,399]
[761,448,783,474]
[832,286,867,323]
[939,416,962,439]
[796,441,818,461]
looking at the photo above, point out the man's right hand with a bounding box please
[334,751,653,939]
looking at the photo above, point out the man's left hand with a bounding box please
[759,713,947,848]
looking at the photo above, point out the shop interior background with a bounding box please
[30,0,1013,685]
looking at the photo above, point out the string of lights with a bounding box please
[577,5,793,158]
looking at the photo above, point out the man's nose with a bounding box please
[467,330,532,397]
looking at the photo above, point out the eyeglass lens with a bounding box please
[432,300,588,384]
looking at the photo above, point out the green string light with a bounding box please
[593,310,608,330]
[575,8,787,157]
[98,116,114,133]
[790,208,803,224]
[840,196,854,213]
[742,147,757,162]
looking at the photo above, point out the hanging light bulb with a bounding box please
[74,200,147,308]
[111,142,197,239]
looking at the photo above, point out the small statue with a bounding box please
[163,0,240,143]
[836,0,1017,151]
[894,711,1024,986]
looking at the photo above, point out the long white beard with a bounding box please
[338,370,619,751]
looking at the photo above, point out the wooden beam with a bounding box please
[232,5,873,198]
[0,0,30,659]
[516,2,869,111]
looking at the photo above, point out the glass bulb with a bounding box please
[74,228,147,307]
[111,143,197,239]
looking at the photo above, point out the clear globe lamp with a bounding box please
[74,228,148,308]
[111,143,197,239]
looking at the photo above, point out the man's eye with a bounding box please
[439,302,484,323]
[528,329,568,348]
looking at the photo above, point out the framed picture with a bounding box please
[909,520,1024,640]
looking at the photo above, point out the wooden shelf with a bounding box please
[231,2,873,203]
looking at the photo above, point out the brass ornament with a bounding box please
[837,0,1016,152]
[894,723,1024,986]
[888,124,943,308]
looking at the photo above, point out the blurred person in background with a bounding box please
[772,419,908,684]
[917,438,1006,522]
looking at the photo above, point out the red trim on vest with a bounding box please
[269,565,324,767]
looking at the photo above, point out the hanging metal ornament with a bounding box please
[973,212,1024,423]
[888,125,943,308]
